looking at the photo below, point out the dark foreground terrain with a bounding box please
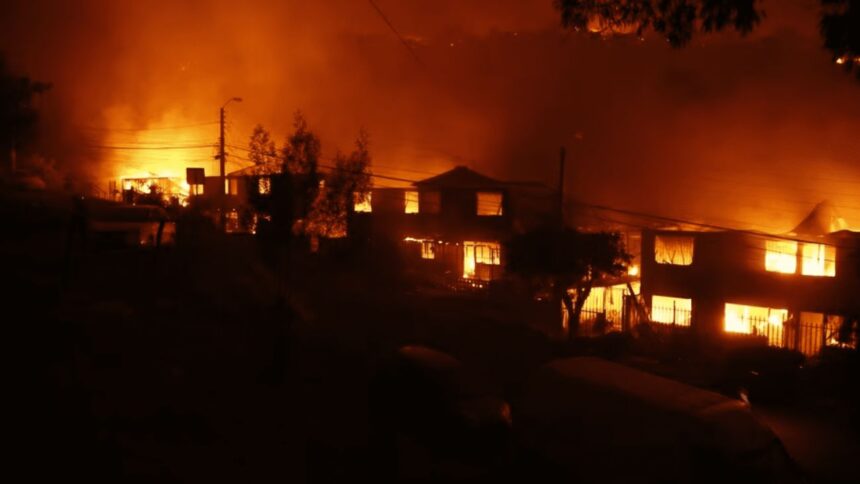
[5,190,859,483]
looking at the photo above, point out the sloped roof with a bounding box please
[228,165,273,177]
[790,201,847,236]
[413,166,504,189]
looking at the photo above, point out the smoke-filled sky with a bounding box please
[2,0,860,232]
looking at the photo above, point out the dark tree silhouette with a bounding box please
[506,227,629,337]
[555,0,860,78]
[821,0,860,78]
[554,0,762,47]
[281,111,321,227]
[307,129,372,238]
[248,124,278,174]
[282,111,320,177]
[1,56,51,169]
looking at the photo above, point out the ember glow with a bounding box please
[463,241,501,279]
[6,3,860,482]
[765,239,836,277]
[765,240,798,274]
[724,303,789,345]
[4,0,860,233]
[651,295,692,326]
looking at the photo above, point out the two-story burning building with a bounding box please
[350,166,555,286]
[640,203,860,356]
[185,165,277,233]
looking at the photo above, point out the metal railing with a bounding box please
[729,315,857,357]
[579,306,624,335]
[649,304,692,328]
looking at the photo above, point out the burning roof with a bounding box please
[413,166,504,189]
[790,201,849,236]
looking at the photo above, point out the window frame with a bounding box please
[653,235,695,266]
[476,191,504,216]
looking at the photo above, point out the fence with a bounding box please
[577,293,651,336]
[564,292,857,357]
[649,303,693,328]
[579,307,623,335]
[727,314,857,357]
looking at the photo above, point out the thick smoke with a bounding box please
[2,0,860,231]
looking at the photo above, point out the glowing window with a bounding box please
[724,303,788,348]
[404,191,419,214]
[765,240,798,274]
[258,177,271,195]
[190,183,204,196]
[420,241,435,259]
[577,282,639,329]
[801,243,836,277]
[354,192,372,213]
[651,295,692,326]
[476,192,503,216]
[224,178,240,195]
[476,244,500,265]
[654,235,694,265]
[463,241,501,278]
[420,191,440,214]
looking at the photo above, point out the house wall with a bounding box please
[361,186,514,243]
[641,229,860,337]
[352,182,554,283]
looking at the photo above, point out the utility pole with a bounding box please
[219,106,226,193]
[558,146,566,228]
[218,97,242,228]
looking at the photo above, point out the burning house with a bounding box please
[112,176,189,206]
[640,202,860,357]
[564,229,642,335]
[350,166,555,287]
[185,165,275,234]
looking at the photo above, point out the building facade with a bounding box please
[640,228,860,356]
[350,166,555,286]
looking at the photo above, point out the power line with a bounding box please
[78,121,219,132]
[85,144,215,151]
[367,0,425,67]
[371,163,440,177]
[319,163,415,184]
[578,211,848,263]
[569,200,856,249]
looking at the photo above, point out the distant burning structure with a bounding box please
[640,202,859,356]
[351,166,556,287]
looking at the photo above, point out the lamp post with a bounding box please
[219,97,242,228]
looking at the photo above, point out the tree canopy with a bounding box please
[282,111,320,177]
[554,0,859,79]
[306,129,373,239]
[1,56,51,164]
[248,124,278,174]
[280,111,322,229]
[506,227,630,335]
[821,0,860,78]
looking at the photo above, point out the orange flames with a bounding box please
[101,109,225,202]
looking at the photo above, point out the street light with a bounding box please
[222,96,243,109]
